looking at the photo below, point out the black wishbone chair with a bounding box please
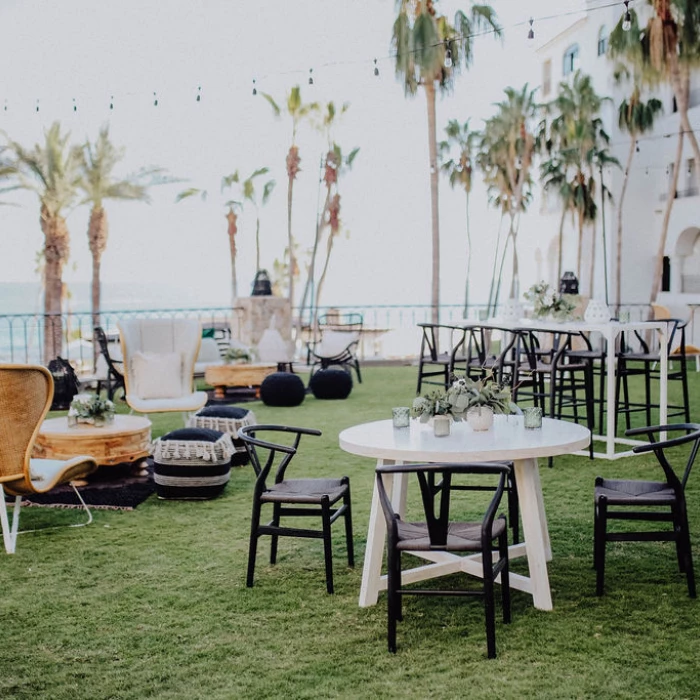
[376,462,511,659]
[594,423,700,597]
[238,425,354,594]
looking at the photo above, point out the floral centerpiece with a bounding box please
[524,281,576,321]
[223,347,252,364]
[68,393,115,427]
[412,376,516,433]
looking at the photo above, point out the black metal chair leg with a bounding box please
[342,478,354,567]
[270,502,281,564]
[482,548,497,659]
[595,497,607,596]
[321,498,334,594]
[247,503,262,588]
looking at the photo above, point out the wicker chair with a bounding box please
[0,364,98,553]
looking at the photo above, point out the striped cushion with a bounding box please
[187,406,256,466]
[153,428,233,500]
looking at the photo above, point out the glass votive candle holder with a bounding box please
[392,406,410,429]
[523,406,543,429]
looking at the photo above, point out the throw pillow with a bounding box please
[131,351,184,399]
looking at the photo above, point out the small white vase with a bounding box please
[584,299,611,323]
[467,406,494,431]
[432,414,452,437]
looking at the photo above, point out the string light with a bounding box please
[35,99,39,113]
[622,1,632,31]
[3,100,7,112]
[109,95,114,110]
[443,43,453,68]
[196,86,201,102]
[528,18,534,40]
[252,79,257,95]
[373,59,379,77]
[153,91,158,107]
[308,68,313,85]
[72,98,77,112]
[635,140,640,153]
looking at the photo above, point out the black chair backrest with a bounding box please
[621,319,686,356]
[93,326,123,374]
[238,424,322,492]
[375,462,510,548]
[318,312,363,334]
[628,423,700,490]
[47,357,81,410]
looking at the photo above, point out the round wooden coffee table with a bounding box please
[33,415,152,467]
[204,363,277,399]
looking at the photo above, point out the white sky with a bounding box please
[0,0,590,309]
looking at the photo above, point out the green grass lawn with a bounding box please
[2,365,700,699]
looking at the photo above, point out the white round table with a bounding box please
[339,415,590,610]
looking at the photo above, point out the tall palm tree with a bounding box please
[8,122,82,361]
[609,2,700,303]
[79,126,159,332]
[613,92,663,306]
[311,143,360,317]
[478,84,539,303]
[298,101,351,330]
[262,87,319,307]
[0,145,20,205]
[240,168,276,273]
[544,71,617,295]
[439,118,479,314]
[392,0,500,324]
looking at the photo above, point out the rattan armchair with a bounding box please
[0,364,98,553]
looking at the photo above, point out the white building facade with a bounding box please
[532,0,699,335]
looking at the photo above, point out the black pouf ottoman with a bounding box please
[153,428,234,500]
[260,372,306,407]
[309,369,353,400]
[188,405,256,466]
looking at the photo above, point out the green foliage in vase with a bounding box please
[524,281,576,320]
[223,347,252,364]
[68,394,115,420]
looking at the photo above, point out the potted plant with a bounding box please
[411,390,454,436]
[524,281,576,321]
[223,347,252,364]
[67,393,116,427]
[446,375,516,431]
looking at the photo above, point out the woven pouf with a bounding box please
[260,372,306,407]
[153,428,234,500]
[187,405,257,466]
[309,369,353,400]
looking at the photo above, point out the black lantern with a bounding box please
[251,269,272,296]
[47,357,80,410]
[559,271,579,295]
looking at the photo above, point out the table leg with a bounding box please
[605,329,617,459]
[359,459,394,607]
[513,457,553,611]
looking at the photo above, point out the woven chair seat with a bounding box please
[396,519,507,552]
[595,478,676,505]
[261,478,348,504]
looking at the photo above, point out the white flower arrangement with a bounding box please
[524,281,576,321]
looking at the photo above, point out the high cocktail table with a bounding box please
[339,415,590,611]
[33,415,152,466]
[204,363,277,399]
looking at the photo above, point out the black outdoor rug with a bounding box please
[6,461,156,511]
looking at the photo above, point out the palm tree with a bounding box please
[544,71,617,295]
[79,126,160,332]
[609,2,700,303]
[239,168,276,273]
[8,122,82,361]
[439,118,479,314]
[613,92,663,306]
[311,143,360,318]
[262,87,319,307]
[392,0,500,324]
[478,84,539,303]
[0,145,20,205]
[297,101,352,330]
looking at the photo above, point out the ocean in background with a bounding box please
[0,281,230,315]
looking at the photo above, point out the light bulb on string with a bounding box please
[636,140,640,153]
[308,68,314,85]
[196,86,201,102]
[153,92,158,107]
[444,43,453,69]
[109,95,114,110]
[3,100,7,112]
[72,98,77,113]
[374,59,379,77]
[622,1,632,31]
[528,18,534,40]
[35,99,39,113]
[252,79,257,95]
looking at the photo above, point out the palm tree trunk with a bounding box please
[41,207,70,362]
[314,229,336,321]
[616,140,636,308]
[227,207,238,303]
[287,176,295,305]
[508,214,519,300]
[425,80,440,325]
[650,129,684,302]
[487,215,505,317]
[88,206,107,342]
[556,207,566,283]
[463,191,471,316]
[255,214,261,272]
[576,208,584,283]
